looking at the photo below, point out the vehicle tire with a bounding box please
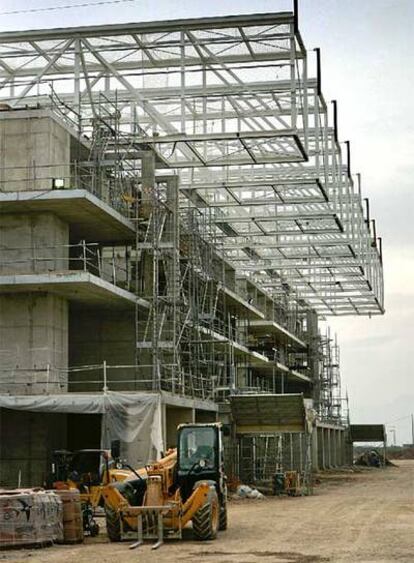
[219,502,227,531]
[90,522,100,537]
[219,486,228,531]
[105,506,121,542]
[192,487,219,541]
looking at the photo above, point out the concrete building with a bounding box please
[0,9,384,489]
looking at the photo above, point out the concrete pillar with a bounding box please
[323,428,329,469]
[327,429,332,468]
[337,430,343,466]
[0,111,70,192]
[136,151,159,388]
[161,402,167,453]
[306,310,320,412]
[318,427,324,470]
[336,429,340,467]
[311,426,319,471]
[331,429,336,468]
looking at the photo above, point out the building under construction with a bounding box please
[0,6,384,489]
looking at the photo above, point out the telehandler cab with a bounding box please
[102,422,228,548]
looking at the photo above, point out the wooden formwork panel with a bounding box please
[350,424,386,442]
[230,393,306,434]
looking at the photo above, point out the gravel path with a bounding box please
[1,460,413,563]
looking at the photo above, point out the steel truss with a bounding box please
[0,9,384,316]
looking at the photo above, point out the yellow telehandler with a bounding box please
[101,422,228,549]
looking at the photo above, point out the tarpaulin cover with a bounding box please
[0,392,163,466]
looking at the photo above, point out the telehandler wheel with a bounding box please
[219,502,228,531]
[89,521,100,537]
[192,487,219,541]
[105,506,121,542]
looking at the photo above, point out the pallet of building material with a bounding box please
[53,489,84,544]
[272,471,302,496]
[0,489,63,549]
[284,471,302,496]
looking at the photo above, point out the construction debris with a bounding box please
[235,485,265,500]
[355,449,383,467]
[353,449,397,468]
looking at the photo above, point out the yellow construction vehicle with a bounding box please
[101,422,228,548]
[49,449,132,536]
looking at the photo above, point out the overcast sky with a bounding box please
[0,0,412,444]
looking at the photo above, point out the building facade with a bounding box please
[0,10,384,488]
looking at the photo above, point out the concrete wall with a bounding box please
[0,293,68,394]
[0,409,67,488]
[0,112,70,192]
[165,406,194,449]
[0,213,69,274]
[69,306,136,391]
[195,409,217,423]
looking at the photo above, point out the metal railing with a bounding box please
[0,162,137,218]
[0,241,134,293]
[0,362,216,401]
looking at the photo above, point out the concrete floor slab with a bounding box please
[247,319,307,349]
[245,359,312,384]
[220,284,265,320]
[0,271,149,309]
[0,189,135,243]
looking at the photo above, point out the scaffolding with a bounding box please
[319,329,343,423]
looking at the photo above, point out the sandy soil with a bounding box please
[1,460,413,563]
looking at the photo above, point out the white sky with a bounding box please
[0,0,412,444]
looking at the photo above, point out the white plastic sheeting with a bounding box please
[0,392,164,466]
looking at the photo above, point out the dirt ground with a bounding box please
[1,460,413,563]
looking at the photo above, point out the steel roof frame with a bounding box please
[0,10,384,315]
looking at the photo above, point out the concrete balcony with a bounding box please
[0,271,147,309]
[219,283,265,320]
[0,188,135,244]
[246,319,307,349]
[0,238,148,309]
